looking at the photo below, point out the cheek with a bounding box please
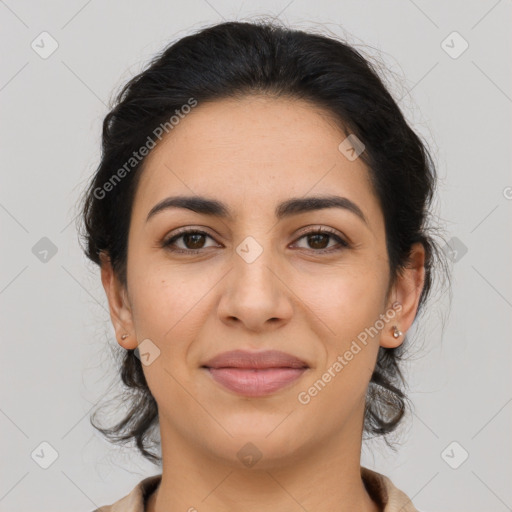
[294,272,384,415]
[295,263,387,405]
[298,264,387,341]
[127,259,216,354]
[127,269,210,403]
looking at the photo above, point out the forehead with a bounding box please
[132,95,381,228]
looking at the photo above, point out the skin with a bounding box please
[100,95,425,512]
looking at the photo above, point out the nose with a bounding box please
[217,242,293,333]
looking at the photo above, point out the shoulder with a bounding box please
[361,466,420,512]
[89,474,162,512]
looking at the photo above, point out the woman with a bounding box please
[80,19,448,512]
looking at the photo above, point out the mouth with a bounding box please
[203,367,308,397]
[201,349,309,397]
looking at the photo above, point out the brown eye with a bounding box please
[306,233,330,250]
[161,227,349,255]
[181,232,206,249]
[162,229,218,254]
[293,228,349,253]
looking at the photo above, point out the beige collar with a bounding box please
[93,466,419,512]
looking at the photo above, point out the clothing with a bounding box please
[91,466,418,512]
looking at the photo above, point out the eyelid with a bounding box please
[164,224,347,240]
[162,227,220,249]
[294,224,344,238]
[291,226,350,250]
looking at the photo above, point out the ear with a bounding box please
[99,251,138,350]
[381,242,426,349]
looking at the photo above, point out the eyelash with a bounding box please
[161,227,350,255]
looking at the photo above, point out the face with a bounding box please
[101,95,425,469]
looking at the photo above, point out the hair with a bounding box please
[78,19,450,465]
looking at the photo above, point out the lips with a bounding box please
[201,350,309,397]
[202,349,308,370]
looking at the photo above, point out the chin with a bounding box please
[203,422,307,469]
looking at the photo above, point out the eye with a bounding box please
[161,228,219,254]
[292,227,350,253]
[161,226,350,255]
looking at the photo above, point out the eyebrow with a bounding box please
[146,194,369,226]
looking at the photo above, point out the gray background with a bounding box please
[1,1,511,511]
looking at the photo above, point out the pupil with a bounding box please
[309,234,328,249]
[185,233,204,249]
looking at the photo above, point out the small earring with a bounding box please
[121,333,129,340]
[392,326,403,339]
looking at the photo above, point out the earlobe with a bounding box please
[380,322,405,349]
[392,325,403,339]
[117,331,137,350]
[99,251,138,350]
[380,243,426,349]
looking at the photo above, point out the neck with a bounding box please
[147,415,380,512]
